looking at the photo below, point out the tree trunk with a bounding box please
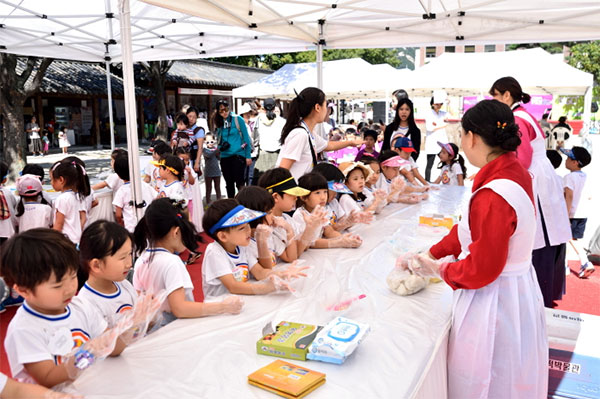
[141,60,174,142]
[1,101,26,174]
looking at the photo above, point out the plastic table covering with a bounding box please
[70,185,469,399]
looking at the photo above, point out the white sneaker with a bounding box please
[578,262,595,278]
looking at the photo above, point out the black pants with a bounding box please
[220,155,246,198]
[425,154,436,182]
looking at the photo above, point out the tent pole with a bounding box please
[583,85,592,135]
[317,19,325,90]
[105,60,116,151]
[119,0,144,221]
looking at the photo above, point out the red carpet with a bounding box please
[0,233,212,378]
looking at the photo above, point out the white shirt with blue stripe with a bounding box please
[77,280,137,327]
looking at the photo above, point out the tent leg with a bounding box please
[316,44,323,90]
[105,60,115,151]
[583,86,592,136]
[119,0,144,222]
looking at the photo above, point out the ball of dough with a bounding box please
[386,268,428,296]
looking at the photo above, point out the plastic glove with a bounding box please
[220,295,244,314]
[408,253,455,278]
[44,391,83,399]
[349,210,374,225]
[395,251,419,271]
[119,291,164,345]
[266,274,296,293]
[389,177,407,195]
[255,224,273,243]
[275,261,310,280]
[300,206,328,245]
[272,216,295,241]
[327,233,362,248]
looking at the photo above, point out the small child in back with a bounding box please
[338,162,385,215]
[0,161,17,245]
[154,154,186,203]
[170,113,193,150]
[50,159,89,244]
[92,148,127,193]
[393,137,428,186]
[144,140,171,189]
[433,142,466,186]
[112,153,157,233]
[134,198,242,324]
[202,199,306,298]
[203,133,222,205]
[15,174,52,232]
[560,146,594,278]
[1,229,127,387]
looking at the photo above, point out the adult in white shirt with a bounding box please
[255,98,286,173]
[26,116,42,156]
[424,95,449,182]
[276,87,363,181]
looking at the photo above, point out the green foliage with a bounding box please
[210,48,404,70]
[561,41,600,118]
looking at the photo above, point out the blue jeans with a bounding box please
[245,157,257,185]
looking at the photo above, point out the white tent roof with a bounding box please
[143,0,600,48]
[233,58,409,100]
[0,0,311,62]
[404,48,593,97]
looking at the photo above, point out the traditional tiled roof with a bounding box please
[165,60,271,88]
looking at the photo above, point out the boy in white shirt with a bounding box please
[561,146,594,278]
[112,155,157,232]
[393,137,429,186]
[1,229,126,387]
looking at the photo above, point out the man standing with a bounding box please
[26,116,42,156]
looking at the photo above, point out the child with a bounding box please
[1,229,126,387]
[15,174,52,232]
[257,167,327,256]
[77,220,137,326]
[409,99,547,398]
[359,156,381,193]
[133,198,242,322]
[312,162,359,231]
[41,132,50,156]
[393,137,428,186]
[375,151,428,204]
[433,142,466,186]
[354,129,380,161]
[0,161,17,245]
[143,140,171,188]
[338,162,385,215]
[63,156,97,228]
[203,133,222,205]
[21,163,51,205]
[0,372,79,398]
[170,113,193,150]
[154,154,186,202]
[50,159,89,244]
[561,146,594,278]
[58,126,70,154]
[202,199,306,297]
[294,173,362,249]
[175,147,197,219]
[91,148,127,193]
[112,155,157,233]
[236,186,299,265]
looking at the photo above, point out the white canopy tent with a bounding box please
[233,58,409,101]
[404,48,594,122]
[0,0,309,222]
[143,0,600,91]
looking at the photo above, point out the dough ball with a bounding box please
[386,268,428,296]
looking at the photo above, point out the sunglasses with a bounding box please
[218,107,229,113]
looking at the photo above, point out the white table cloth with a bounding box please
[70,186,469,399]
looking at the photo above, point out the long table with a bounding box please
[70,186,469,399]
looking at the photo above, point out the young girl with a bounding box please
[203,133,222,205]
[294,173,362,249]
[50,159,89,244]
[63,156,97,227]
[407,99,547,398]
[15,174,52,232]
[236,186,297,265]
[338,162,385,215]
[133,198,242,323]
[42,132,50,156]
[92,148,126,193]
[433,142,466,186]
[393,137,429,186]
[154,154,186,202]
[77,220,137,327]
[358,156,381,193]
[144,140,171,189]
[382,97,421,160]
[175,147,197,218]
[58,126,70,154]
[376,151,427,204]
[0,161,17,245]
[202,199,306,297]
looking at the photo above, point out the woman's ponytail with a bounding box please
[456,154,467,176]
[280,87,325,145]
[133,215,150,255]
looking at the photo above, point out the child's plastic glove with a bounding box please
[275,261,310,281]
[299,205,328,245]
[349,210,373,225]
[408,253,455,278]
[396,194,422,204]
[327,233,362,248]
[44,391,84,399]
[390,177,407,194]
[255,224,273,242]
[119,291,165,346]
[64,320,126,379]
[220,295,244,314]
[371,189,388,213]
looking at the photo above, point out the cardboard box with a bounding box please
[419,214,455,229]
[257,321,322,361]
[248,359,325,399]
[546,308,600,398]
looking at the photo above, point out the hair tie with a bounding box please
[176,213,182,219]
[496,121,507,130]
[293,88,304,101]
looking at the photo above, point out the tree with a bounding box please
[0,54,53,171]
[140,60,174,139]
[562,41,600,117]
